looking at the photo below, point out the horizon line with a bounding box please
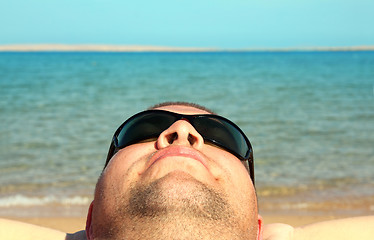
[0,44,374,52]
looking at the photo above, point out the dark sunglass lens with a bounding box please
[116,113,175,148]
[193,117,249,159]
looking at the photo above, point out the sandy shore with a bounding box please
[0,44,216,52]
[0,44,373,52]
[3,214,349,234]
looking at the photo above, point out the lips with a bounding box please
[147,146,208,170]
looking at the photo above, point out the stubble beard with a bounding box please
[95,172,253,240]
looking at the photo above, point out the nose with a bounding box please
[156,119,204,150]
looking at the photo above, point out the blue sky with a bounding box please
[1,0,373,48]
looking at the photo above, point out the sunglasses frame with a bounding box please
[104,110,255,184]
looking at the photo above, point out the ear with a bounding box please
[257,214,264,240]
[85,201,94,240]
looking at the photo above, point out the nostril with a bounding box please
[188,134,196,145]
[166,133,178,144]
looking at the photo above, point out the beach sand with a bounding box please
[4,214,347,234]
[0,44,373,52]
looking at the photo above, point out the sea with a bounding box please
[0,51,373,217]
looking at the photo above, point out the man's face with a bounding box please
[88,105,261,240]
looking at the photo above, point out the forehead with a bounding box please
[154,105,212,115]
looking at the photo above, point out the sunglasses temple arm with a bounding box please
[104,142,116,169]
[249,151,255,186]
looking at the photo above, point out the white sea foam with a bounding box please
[0,194,91,207]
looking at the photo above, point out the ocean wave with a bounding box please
[0,194,91,207]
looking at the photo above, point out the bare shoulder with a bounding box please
[263,223,294,240]
[293,216,374,240]
[263,216,374,240]
[0,218,86,240]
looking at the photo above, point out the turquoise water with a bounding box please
[0,51,373,216]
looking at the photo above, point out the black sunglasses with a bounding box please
[105,110,254,184]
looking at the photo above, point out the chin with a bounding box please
[128,170,229,219]
[155,170,206,199]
